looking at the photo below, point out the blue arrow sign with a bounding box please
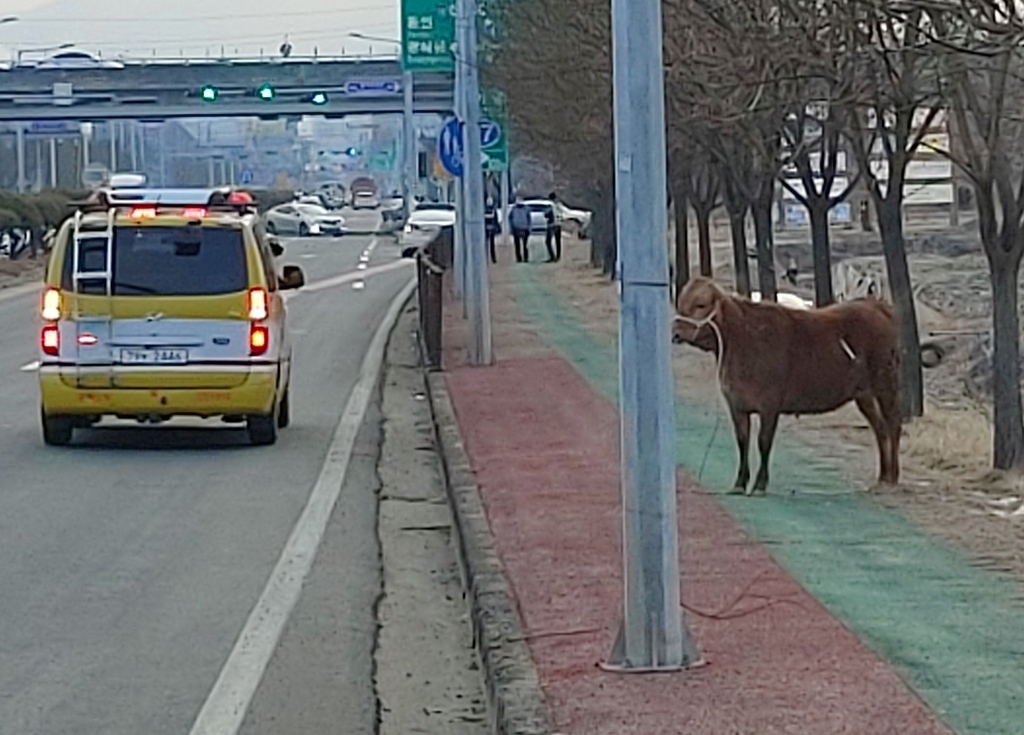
[344,79,401,96]
[438,117,464,177]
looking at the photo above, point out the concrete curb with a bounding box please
[422,366,552,735]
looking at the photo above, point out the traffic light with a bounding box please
[200,84,219,102]
[310,91,328,106]
[257,83,276,101]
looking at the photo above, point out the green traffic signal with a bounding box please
[200,85,219,102]
[257,83,276,101]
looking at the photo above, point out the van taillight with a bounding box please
[248,287,269,320]
[41,288,61,321]
[41,325,60,356]
[250,325,269,356]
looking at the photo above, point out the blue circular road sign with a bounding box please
[438,117,464,177]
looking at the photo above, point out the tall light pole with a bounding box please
[457,0,493,365]
[603,0,700,671]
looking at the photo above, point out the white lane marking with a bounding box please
[299,259,413,295]
[187,275,417,735]
[359,254,370,263]
[300,254,318,259]
[20,360,40,372]
[0,282,41,304]
[357,263,368,270]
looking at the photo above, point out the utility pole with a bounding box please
[403,69,417,211]
[458,0,493,365]
[604,0,700,671]
[452,24,466,303]
[15,124,25,193]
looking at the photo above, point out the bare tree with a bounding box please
[833,0,946,418]
[780,101,860,305]
[933,1,1024,468]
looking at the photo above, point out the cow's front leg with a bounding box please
[728,405,751,494]
[751,411,780,496]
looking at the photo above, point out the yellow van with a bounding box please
[38,187,305,446]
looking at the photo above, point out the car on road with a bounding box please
[316,183,347,209]
[38,187,306,446]
[352,191,381,210]
[400,202,457,252]
[35,50,125,70]
[264,203,343,236]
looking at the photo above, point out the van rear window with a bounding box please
[63,227,248,296]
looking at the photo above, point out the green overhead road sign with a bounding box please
[481,87,508,173]
[402,0,455,71]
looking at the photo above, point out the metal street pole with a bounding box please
[49,138,57,188]
[604,0,699,672]
[459,0,493,365]
[452,26,466,303]
[403,69,417,210]
[500,167,510,242]
[15,124,26,192]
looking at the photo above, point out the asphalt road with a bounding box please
[0,211,415,735]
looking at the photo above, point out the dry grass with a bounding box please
[537,235,1024,586]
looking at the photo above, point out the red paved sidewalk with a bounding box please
[440,266,951,735]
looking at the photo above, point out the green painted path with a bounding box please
[514,267,1024,735]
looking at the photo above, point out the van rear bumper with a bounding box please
[39,370,277,417]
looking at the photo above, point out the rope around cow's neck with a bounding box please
[673,302,725,482]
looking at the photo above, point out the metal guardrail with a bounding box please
[411,226,452,371]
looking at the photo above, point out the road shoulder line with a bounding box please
[187,275,416,735]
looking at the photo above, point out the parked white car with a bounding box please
[520,199,592,238]
[264,203,345,237]
[400,203,457,251]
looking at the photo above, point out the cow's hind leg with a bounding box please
[855,395,890,486]
[751,411,780,496]
[728,405,751,494]
[876,392,902,485]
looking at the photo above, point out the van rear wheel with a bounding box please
[41,411,73,446]
[277,384,291,429]
[247,412,278,445]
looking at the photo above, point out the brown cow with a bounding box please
[673,277,901,494]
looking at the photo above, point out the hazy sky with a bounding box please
[0,0,400,59]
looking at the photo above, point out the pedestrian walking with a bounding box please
[509,200,532,263]
[544,192,563,262]
[485,198,500,264]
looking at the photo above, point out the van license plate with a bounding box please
[119,348,188,365]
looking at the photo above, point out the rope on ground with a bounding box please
[681,569,808,621]
[675,306,726,484]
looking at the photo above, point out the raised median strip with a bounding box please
[423,366,552,735]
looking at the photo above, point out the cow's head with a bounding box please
[673,277,725,351]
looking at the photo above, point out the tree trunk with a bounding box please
[989,251,1024,469]
[674,191,690,297]
[877,198,924,419]
[694,208,711,277]
[751,191,776,301]
[728,210,750,296]
[808,202,834,306]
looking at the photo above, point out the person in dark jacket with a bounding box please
[485,198,500,264]
[509,200,532,263]
[544,192,563,262]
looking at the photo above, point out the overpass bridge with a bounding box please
[0,57,454,122]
